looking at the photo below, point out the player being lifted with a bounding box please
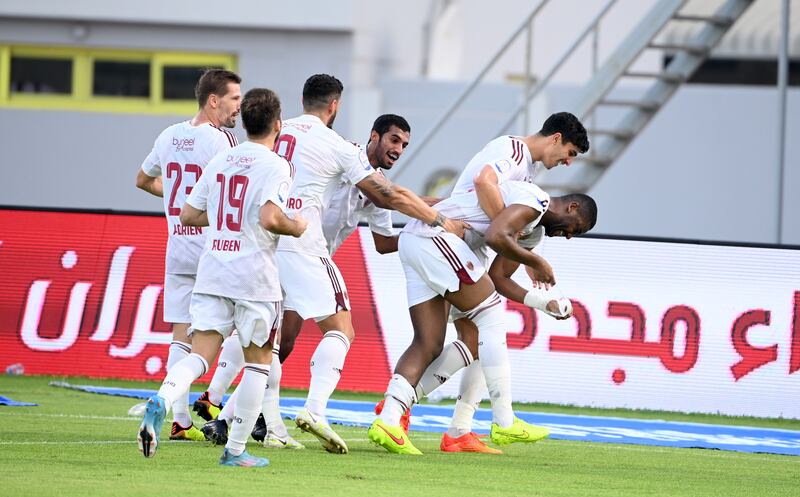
[198,113,412,449]
[137,88,307,467]
[370,179,596,454]
[274,74,466,454]
[135,69,241,441]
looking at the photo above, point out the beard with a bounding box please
[327,110,337,129]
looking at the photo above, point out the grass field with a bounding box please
[1,375,798,497]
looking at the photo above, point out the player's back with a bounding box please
[275,114,374,257]
[145,121,237,274]
[404,181,548,244]
[191,141,291,302]
[451,135,535,195]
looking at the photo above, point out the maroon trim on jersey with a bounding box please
[223,130,237,147]
[267,302,282,347]
[431,236,475,285]
[320,257,350,313]
[511,139,524,165]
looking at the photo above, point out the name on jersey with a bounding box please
[286,197,302,209]
[227,155,255,169]
[172,137,195,152]
[212,238,241,252]
[173,224,203,236]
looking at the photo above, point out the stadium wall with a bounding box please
[1,208,797,419]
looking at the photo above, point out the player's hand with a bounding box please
[442,218,471,238]
[525,261,555,289]
[545,299,573,320]
[292,214,308,237]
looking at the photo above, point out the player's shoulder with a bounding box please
[505,180,549,203]
[203,123,238,147]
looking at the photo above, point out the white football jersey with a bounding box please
[451,136,538,195]
[274,114,376,257]
[185,141,291,302]
[140,121,238,275]
[322,156,393,255]
[404,181,549,250]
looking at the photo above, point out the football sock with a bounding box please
[448,361,486,437]
[380,374,417,426]
[415,339,474,399]
[218,386,237,424]
[262,350,288,438]
[207,334,244,405]
[305,330,350,424]
[167,341,192,426]
[226,363,270,456]
[157,352,209,416]
[468,292,514,428]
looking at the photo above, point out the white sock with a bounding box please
[468,293,514,428]
[157,352,208,417]
[225,363,270,456]
[218,385,237,424]
[167,341,192,426]
[305,330,350,423]
[208,335,245,405]
[415,340,473,399]
[262,350,288,438]
[448,360,486,437]
[379,374,416,426]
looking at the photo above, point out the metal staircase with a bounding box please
[532,0,756,192]
[395,0,757,194]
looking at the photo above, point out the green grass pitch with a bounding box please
[1,375,798,497]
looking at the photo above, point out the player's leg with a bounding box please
[219,300,280,467]
[194,334,244,421]
[277,252,352,454]
[278,309,304,364]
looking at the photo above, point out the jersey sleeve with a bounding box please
[363,204,394,238]
[337,141,375,185]
[486,138,528,184]
[210,128,238,156]
[260,159,292,212]
[502,182,550,213]
[185,164,211,211]
[140,140,162,177]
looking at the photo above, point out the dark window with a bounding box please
[93,60,150,97]
[10,57,72,94]
[163,66,221,100]
[665,56,800,86]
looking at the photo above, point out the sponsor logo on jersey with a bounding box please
[285,123,312,133]
[226,155,255,168]
[172,137,195,152]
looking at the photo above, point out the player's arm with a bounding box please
[474,164,504,220]
[179,204,208,227]
[419,195,443,207]
[485,204,555,285]
[259,201,307,237]
[488,255,563,316]
[136,170,163,197]
[356,173,468,237]
[372,232,398,254]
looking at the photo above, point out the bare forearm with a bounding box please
[488,258,526,303]
[136,175,163,197]
[181,211,208,227]
[262,213,304,237]
[475,183,504,220]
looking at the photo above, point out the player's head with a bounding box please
[537,112,589,169]
[302,74,344,128]
[195,68,242,129]
[367,114,411,170]
[241,88,281,140]
[541,193,597,239]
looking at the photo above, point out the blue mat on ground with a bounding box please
[0,395,37,406]
[52,382,800,457]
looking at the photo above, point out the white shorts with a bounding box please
[276,251,350,321]
[398,232,486,307]
[163,273,195,323]
[188,293,281,348]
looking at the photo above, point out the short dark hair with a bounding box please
[302,74,343,112]
[241,88,281,138]
[563,193,598,231]
[372,114,411,137]
[195,68,241,108]
[539,112,590,154]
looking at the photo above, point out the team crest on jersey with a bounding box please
[494,159,513,174]
[172,137,195,152]
[277,181,290,203]
[466,261,474,270]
